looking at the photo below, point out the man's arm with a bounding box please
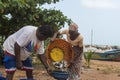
[14,42,22,69]
[37,54,52,75]
[37,54,49,69]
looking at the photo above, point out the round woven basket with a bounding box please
[46,38,74,68]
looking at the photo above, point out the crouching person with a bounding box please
[3,25,54,80]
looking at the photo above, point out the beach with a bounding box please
[0,59,120,80]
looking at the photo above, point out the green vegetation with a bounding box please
[0,0,72,44]
[0,46,3,65]
[84,50,94,68]
[0,0,73,65]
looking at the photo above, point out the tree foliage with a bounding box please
[0,0,72,41]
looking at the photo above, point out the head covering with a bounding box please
[69,23,78,31]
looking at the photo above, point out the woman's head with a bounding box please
[69,23,80,40]
[69,23,78,31]
[36,25,54,41]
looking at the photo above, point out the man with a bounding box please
[3,25,54,80]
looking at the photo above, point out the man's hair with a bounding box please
[38,25,54,37]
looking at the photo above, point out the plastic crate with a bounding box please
[0,77,6,80]
[19,78,35,80]
[51,71,69,80]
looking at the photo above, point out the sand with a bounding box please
[0,60,120,80]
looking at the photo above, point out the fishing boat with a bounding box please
[91,49,120,61]
[85,29,120,61]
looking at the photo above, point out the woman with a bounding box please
[52,23,83,80]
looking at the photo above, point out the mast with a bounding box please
[91,29,93,47]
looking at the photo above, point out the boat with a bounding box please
[91,49,120,61]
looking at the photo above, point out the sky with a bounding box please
[43,0,120,46]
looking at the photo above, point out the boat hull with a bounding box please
[91,49,120,61]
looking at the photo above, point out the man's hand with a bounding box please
[16,61,23,70]
[46,67,52,75]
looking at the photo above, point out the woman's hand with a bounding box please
[51,31,59,42]
[68,59,75,68]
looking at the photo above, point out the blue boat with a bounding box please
[91,49,120,61]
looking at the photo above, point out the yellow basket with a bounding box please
[46,38,74,68]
